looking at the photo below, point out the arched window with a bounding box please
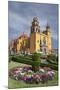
[40,47,42,51]
[36,28,38,32]
[43,37,46,45]
[44,48,46,54]
[40,40,42,46]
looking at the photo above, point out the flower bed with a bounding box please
[9,66,55,84]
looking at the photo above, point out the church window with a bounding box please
[43,37,46,45]
[36,29,37,32]
[40,47,42,51]
[40,40,42,46]
[37,40,39,43]
[44,48,46,54]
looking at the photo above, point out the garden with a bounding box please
[8,53,58,89]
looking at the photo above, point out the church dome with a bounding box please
[46,23,50,29]
[33,17,38,22]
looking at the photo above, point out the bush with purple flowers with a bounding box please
[9,66,55,84]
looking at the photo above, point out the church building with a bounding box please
[9,17,52,55]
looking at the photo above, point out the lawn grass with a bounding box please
[8,61,31,69]
[8,61,58,89]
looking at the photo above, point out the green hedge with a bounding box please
[9,55,58,70]
[11,56,32,65]
[47,54,58,63]
[18,55,32,61]
[47,59,58,65]
[11,56,41,66]
[40,63,58,70]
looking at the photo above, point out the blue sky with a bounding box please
[8,1,58,49]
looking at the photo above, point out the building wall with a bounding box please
[35,33,40,52]
[47,32,52,54]
[30,31,51,54]
[30,32,40,53]
[10,32,51,54]
[16,35,29,53]
[16,39,22,53]
[40,32,51,54]
[30,33,36,53]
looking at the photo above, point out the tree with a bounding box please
[31,52,41,72]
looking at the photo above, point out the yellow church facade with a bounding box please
[30,17,51,54]
[30,32,51,54]
[9,17,52,55]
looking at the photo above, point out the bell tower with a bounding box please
[31,17,40,33]
[46,23,52,54]
[30,17,40,53]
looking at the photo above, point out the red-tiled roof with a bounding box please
[18,34,28,39]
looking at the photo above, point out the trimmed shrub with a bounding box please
[32,52,40,61]
[31,52,41,72]
[32,61,40,72]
